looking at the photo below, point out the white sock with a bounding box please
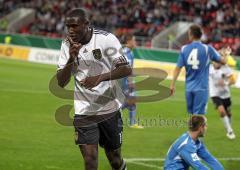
[112,160,126,170]
[221,116,233,133]
[228,116,232,124]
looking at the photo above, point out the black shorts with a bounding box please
[73,110,123,151]
[211,97,231,112]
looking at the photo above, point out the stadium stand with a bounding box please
[0,0,240,55]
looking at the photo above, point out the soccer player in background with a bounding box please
[56,8,131,170]
[170,24,228,115]
[164,115,224,170]
[121,33,143,129]
[209,60,236,139]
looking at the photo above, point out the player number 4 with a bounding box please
[187,49,199,69]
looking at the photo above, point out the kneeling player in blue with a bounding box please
[170,24,228,114]
[164,115,224,170]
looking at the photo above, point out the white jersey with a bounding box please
[57,29,127,115]
[209,64,233,99]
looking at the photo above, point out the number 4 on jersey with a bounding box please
[187,49,199,69]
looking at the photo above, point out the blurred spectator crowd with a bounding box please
[0,0,240,55]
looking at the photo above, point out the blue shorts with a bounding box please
[186,90,208,114]
[122,88,136,98]
[122,88,136,111]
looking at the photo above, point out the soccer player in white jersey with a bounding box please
[209,60,236,139]
[57,8,131,170]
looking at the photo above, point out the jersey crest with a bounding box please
[92,49,102,60]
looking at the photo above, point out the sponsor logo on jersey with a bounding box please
[191,153,200,161]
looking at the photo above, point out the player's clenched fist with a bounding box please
[80,75,102,90]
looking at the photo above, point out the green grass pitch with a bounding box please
[0,58,240,170]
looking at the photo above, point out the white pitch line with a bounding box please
[0,88,49,94]
[218,158,240,161]
[126,158,165,162]
[126,157,240,169]
[126,157,240,162]
[127,160,163,169]
[45,165,62,169]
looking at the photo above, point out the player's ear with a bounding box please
[85,20,89,25]
[84,20,91,30]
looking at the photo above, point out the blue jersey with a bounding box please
[164,132,224,170]
[122,47,134,90]
[177,41,221,91]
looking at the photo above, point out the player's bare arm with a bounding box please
[170,66,182,95]
[228,74,236,85]
[219,46,232,65]
[80,64,132,90]
[57,36,82,88]
[219,74,236,87]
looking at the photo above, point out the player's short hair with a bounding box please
[189,24,202,39]
[123,33,134,43]
[188,115,206,131]
[66,8,90,22]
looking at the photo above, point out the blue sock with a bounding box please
[129,105,136,125]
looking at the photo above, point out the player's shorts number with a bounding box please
[187,49,199,69]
